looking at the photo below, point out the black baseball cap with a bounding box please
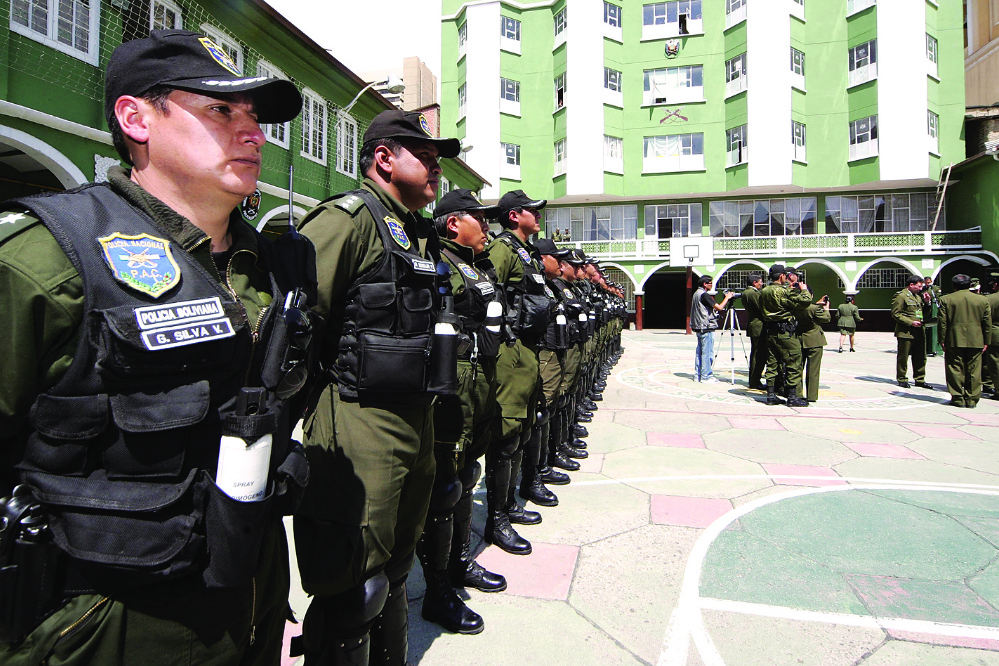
[786,267,799,277]
[497,190,547,216]
[105,30,302,126]
[534,238,570,258]
[433,189,498,219]
[566,249,586,265]
[363,110,461,158]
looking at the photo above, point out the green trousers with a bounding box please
[765,331,803,389]
[493,339,540,439]
[434,358,497,456]
[896,332,926,383]
[944,347,983,406]
[538,348,566,404]
[984,343,999,392]
[801,345,824,402]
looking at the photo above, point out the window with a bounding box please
[256,61,289,148]
[825,193,941,233]
[458,84,467,119]
[725,54,747,97]
[554,139,567,176]
[151,0,182,30]
[792,121,806,162]
[790,0,805,19]
[604,135,624,173]
[726,125,748,167]
[726,0,747,28]
[200,24,243,75]
[645,203,703,238]
[301,88,327,164]
[847,0,875,15]
[604,2,622,27]
[336,114,357,178]
[642,1,703,39]
[790,48,805,90]
[604,68,622,92]
[928,110,939,154]
[458,22,467,58]
[501,15,521,54]
[926,33,938,78]
[550,206,638,241]
[10,0,99,65]
[501,142,521,180]
[644,65,704,105]
[500,77,521,115]
[709,198,817,237]
[554,7,567,37]
[849,115,878,161]
[848,39,877,87]
[643,133,705,172]
[554,73,566,110]
[844,268,911,290]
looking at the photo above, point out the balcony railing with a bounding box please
[567,228,982,262]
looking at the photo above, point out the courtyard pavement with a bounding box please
[282,329,999,666]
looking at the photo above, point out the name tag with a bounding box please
[134,297,225,330]
[476,282,495,296]
[141,318,235,350]
[412,258,436,274]
[531,273,545,284]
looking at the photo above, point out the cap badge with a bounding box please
[418,114,433,137]
[516,247,532,264]
[458,263,479,280]
[384,216,411,250]
[198,37,242,76]
[99,232,181,298]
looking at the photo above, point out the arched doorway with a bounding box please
[642,269,690,329]
[0,126,87,199]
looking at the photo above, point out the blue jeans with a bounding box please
[695,330,715,381]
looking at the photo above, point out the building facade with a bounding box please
[363,56,440,111]
[2,0,481,235]
[442,0,992,329]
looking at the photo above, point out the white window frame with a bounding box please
[792,121,806,163]
[790,0,805,20]
[725,0,747,29]
[847,0,875,16]
[9,0,100,66]
[501,15,522,54]
[255,61,290,149]
[501,142,521,180]
[642,133,705,173]
[847,39,877,88]
[604,135,624,174]
[335,112,358,179]
[603,1,623,40]
[848,115,878,161]
[926,33,938,79]
[300,88,327,165]
[458,83,467,120]
[604,67,623,107]
[554,72,566,111]
[500,77,521,116]
[790,47,806,91]
[458,22,467,60]
[726,125,748,167]
[725,54,747,98]
[641,1,704,40]
[648,203,702,238]
[927,110,939,155]
[644,65,704,105]
[200,24,243,75]
[151,0,183,30]
[554,139,567,177]
[554,7,567,49]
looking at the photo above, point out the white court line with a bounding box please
[699,598,999,642]
[658,484,999,666]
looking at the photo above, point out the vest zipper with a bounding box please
[225,250,269,384]
[249,576,257,646]
[58,596,110,641]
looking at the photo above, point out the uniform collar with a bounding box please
[440,237,476,263]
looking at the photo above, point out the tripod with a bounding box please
[712,303,750,385]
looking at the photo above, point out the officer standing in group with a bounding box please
[891,275,931,390]
[742,273,767,390]
[482,190,553,556]
[795,294,832,403]
[922,276,942,357]
[293,110,461,665]
[983,276,999,399]
[759,264,813,406]
[938,274,993,408]
[0,30,311,664]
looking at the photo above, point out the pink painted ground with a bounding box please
[762,463,847,486]
[647,432,705,448]
[475,542,579,601]
[904,424,979,440]
[843,441,926,460]
[886,630,999,651]
[727,417,785,431]
[650,495,733,528]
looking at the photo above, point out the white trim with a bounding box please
[256,205,309,232]
[300,87,327,165]
[0,123,88,188]
[846,0,875,16]
[151,0,184,30]
[335,112,358,179]
[9,0,100,66]
[256,60,290,149]
[0,100,112,146]
[443,0,559,20]
[256,181,319,208]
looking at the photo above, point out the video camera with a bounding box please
[724,290,743,301]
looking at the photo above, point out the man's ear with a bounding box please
[115,95,152,145]
[446,214,461,238]
[373,145,395,176]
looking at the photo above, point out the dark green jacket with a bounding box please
[836,302,862,328]
[939,289,992,349]
[795,303,831,348]
[742,285,764,337]
[891,288,923,339]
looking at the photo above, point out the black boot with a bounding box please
[787,387,808,407]
[520,424,558,507]
[506,444,541,524]
[588,392,603,402]
[573,424,589,438]
[540,467,571,485]
[766,387,782,405]
[449,491,507,592]
[485,437,532,555]
[563,443,588,459]
[418,516,484,635]
[582,398,598,411]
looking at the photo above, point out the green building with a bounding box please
[441,0,993,329]
[1,0,484,236]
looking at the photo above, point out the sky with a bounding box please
[266,0,443,94]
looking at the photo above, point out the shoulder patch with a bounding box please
[0,210,42,245]
[99,232,181,298]
[333,194,366,216]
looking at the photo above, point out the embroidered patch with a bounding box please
[134,297,226,330]
[458,263,479,280]
[563,288,575,300]
[199,37,242,76]
[385,216,411,250]
[241,189,261,221]
[530,273,545,284]
[99,233,180,298]
[516,247,532,264]
[544,285,555,298]
[0,211,28,226]
[419,114,433,137]
[476,282,495,296]
[141,318,235,351]
[412,258,437,274]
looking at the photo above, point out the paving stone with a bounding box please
[780,417,918,444]
[846,574,999,626]
[905,424,980,440]
[761,463,847,486]
[881,632,999,654]
[968,557,999,610]
[729,484,801,508]
[578,421,646,454]
[601,446,770,498]
[575,452,605,473]
[475,542,578,600]
[727,416,786,430]
[650,495,733,528]
[648,432,705,448]
[843,441,926,460]
[834,457,999,486]
[863,490,999,520]
[708,431,857,466]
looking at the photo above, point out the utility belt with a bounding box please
[766,320,797,335]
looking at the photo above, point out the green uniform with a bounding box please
[795,303,831,402]
[760,281,812,390]
[938,289,993,406]
[742,284,766,386]
[891,288,927,384]
[836,302,862,334]
[0,167,288,666]
[984,292,999,394]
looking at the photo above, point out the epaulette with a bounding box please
[0,209,43,245]
[332,193,366,216]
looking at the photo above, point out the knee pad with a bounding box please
[384,550,415,586]
[320,572,390,638]
[457,460,481,491]
[493,434,520,459]
[427,475,462,516]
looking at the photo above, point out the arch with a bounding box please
[851,257,922,292]
[791,258,851,290]
[256,204,309,232]
[933,254,993,280]
[599,261,639,290]
[712,259,769,287]
[638,261,703,292]
[0,124,88,188]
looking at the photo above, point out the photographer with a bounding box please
[795,294,832,403]
[689,275,735,383]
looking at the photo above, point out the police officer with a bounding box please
[984,277,999,399]
[294,111,461,665]
[742,273,767,390]
[938,274,993,407]
[0,30,310,664]
[760,264,813,406]
[416,189,508,635]
[795,295,832,402]
[482,190,553,555]
[892,275,931,389]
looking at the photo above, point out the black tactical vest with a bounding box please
[310,189,441,400]
[11,184,308,590]
[441,246,503,358]
[494,232,552,339]
[554,277,588,344]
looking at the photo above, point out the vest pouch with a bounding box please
[398,287,434,333]
[515,293,552,339]
[25,394,109,475]
[24,469,204,581]
[202,479,273,588]
[427,328,459,395]
[356,331,430,393]
[355,283,396,331]
[475,328,501,358]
